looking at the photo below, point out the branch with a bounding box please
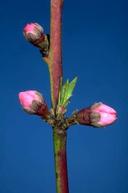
[49,0,63,110]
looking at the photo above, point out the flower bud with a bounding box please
[76,102,117,127]
[23,23,44,42]
[18,90,49,118]
[23,23,49,54]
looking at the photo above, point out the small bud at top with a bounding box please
[23,23,44,43]
[23,23,49,55]
[18,90,49,118]
[76,102,117,127]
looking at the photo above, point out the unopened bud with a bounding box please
[76,102,117,127]
[18,90,49,118]
[23,23,49,54]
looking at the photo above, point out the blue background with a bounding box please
[0,0,128,192]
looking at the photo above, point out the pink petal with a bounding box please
[95,103,116,114]
[98,112,117,126]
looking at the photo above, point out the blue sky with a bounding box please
[0,0,128,193]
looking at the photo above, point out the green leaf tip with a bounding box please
[58,77,78,108]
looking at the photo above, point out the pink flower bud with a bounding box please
[76,102,117,127]
[23,23,44,43]
[23,23,49,54]
[18,90,49,118]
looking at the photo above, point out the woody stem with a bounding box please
[53,128,69,193]
[48,1,70,192]
[49,0,63,109]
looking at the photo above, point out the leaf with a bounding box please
[58,77,77,108]
[63,77,77,106]
[61,79,69,105]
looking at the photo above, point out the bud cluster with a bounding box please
[20,22,117,129]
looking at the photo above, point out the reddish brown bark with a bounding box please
[50,0,63,108]
[58,149,69,193]
[50,1,69,193]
